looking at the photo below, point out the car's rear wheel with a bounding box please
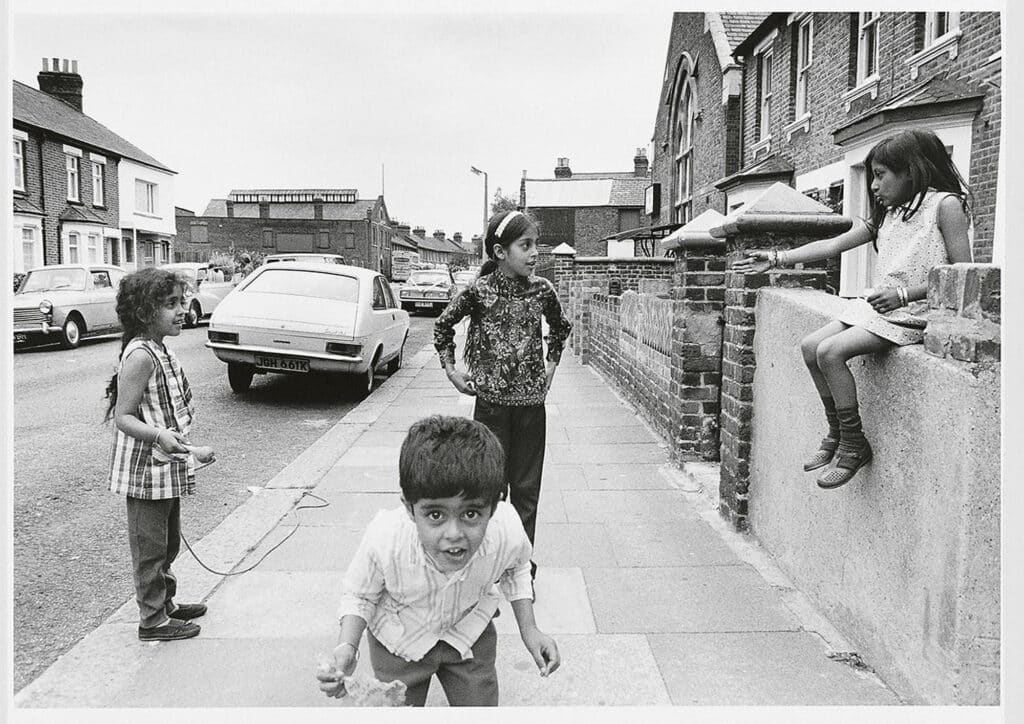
[59,314,83,350]
[228,363,254,393]
[184,301,201,328]
[350,350,380,400]
[387,334,407,375]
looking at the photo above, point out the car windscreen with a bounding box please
[18,268,88,293]
[241,268,359,303]
[408,272,450,286]
[454,272,475,283]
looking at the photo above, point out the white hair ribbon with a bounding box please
[495,210,522,238]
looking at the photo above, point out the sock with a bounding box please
[821,396,840,440]
[835,405,868,452]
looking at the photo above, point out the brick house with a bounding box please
[648,12,768,230]
[12,58,176,273]
[520,152,650,257]
[175,189,392,272]
[722,11,1001,294]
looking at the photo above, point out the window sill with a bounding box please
[750,136,772,157]
[907,29,962,80]
[841,75,880,111]
[784,114,811,141]
[134,211,162,220]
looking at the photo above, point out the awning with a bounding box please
[600,222,681,243]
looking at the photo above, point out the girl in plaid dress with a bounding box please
[104,268,216,641]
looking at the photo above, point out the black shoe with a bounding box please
[139,617,201,641]
[169,602,207,620]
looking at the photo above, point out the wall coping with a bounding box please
[572,256,676,264]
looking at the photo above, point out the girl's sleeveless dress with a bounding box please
[108,338,196,498]
[837,189,957,345]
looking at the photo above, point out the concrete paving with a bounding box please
[14,338,902,709]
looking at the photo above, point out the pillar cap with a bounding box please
[551,242,576,256]
[710,182,851,241]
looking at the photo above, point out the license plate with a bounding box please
[415,301,433,308]
[254,355,310,373]
[14,333,27,344]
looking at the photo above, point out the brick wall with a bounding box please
[174,215,372,266]
[651,13,736,225]
[35,136,120,265]
[739,11,1002,261]
[573,207,620,256]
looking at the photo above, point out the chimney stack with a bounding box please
[412,226,427,238]
[554,157,572,179]
[634,147,649,177]
[38,57,83,112]
[396,223,411,235]
[453,232,463,244]
[433,230,446,241]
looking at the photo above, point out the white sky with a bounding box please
[10,0,678,241]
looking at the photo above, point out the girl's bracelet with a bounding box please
[337,641,360,662]
[767,249,778,268]
[777,250,789,268]
[896,287,908,307]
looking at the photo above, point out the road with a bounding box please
[12,314,438,692]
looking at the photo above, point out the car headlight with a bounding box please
[38,300,52,315]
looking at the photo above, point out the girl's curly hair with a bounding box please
[103,267,185,422]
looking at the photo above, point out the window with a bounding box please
[13,138,25,191]
[92,162,104,206]
[68,232,80,263]
[21,227,38,271]
[135,179,158,214]
[924,12,958,46]
[123,238,135,263]
[674,81,696,223]
[262,229,275,248]
[795,17,813,118]
[343,232,355,249]
[856,12,879,84]
[758,49,774,141]
[91,270,112,289]
[66,155,80,202]
[619,208,641,233]
[87,234,100,263]
[372,278,387,310]
[318,231,330,249]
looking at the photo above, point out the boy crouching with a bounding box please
[317,415,560,706]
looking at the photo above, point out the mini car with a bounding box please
[452,269,477,295]
[205,262,409,398]
[398,267,456,314]
[160,262,235,328]
[12,264,125,349]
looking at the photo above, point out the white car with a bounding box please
[12,264,125,349]
[205,263,409,398]
[160,262,235,328]
[399,268,456,314]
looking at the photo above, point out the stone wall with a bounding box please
[746,274,1000,704]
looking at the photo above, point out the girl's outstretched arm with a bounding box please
[114,349,189,453]
[733,219,875,273]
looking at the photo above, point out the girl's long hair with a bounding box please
[478,209,539,277]
[103,268,184,422]
[864,129,971,235]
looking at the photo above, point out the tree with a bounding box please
[490,188,518,214]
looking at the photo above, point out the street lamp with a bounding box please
[470,166,488,262]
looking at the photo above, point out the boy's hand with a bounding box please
[446,368,477,396]
[521,627,560,677]
[316,644,359,698]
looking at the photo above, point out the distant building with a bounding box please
[520,151,651,256]
[175,189,392,271]
[12,57,176,272]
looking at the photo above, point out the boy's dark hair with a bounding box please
[399,416,505,506]
[864,128,971,237]
[103,267,186,422]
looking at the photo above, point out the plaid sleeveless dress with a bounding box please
[108,338,196,499]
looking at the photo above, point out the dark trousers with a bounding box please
[367,622,498,706]
[126,496,181,628]
[473,399,546,546]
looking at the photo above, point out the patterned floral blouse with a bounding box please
[434,271,572,406]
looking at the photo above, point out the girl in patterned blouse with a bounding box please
[733,129,972,489]
[435,210,571,583]
[104,268,216,641]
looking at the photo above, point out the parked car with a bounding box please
[398,267,456,314]
[452,269,477,295]
[160,262,235,328]
[12,264,125,349]
[205,263,409,398]
[261,253,347,266]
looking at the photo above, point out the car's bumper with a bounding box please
[400,299,449,311]
[205,341,368,374]
[13,321,56,341]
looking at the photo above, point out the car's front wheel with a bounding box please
[227,363,254,393]
[59,314,83,350]
[184,301,201,328]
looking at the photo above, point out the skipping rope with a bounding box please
[179,490,331,576]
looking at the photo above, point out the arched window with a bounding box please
[673,78,696,224]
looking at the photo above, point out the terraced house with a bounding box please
[12,57,177,274]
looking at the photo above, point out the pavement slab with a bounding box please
[533,523,618,568]
[561,489,700,523]
[581,462,674,490]
[318,463,398,493]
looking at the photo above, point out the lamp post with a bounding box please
[470,166,488,262]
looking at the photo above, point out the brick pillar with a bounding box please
[711,183,852,530]
[923,263,1000,363]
